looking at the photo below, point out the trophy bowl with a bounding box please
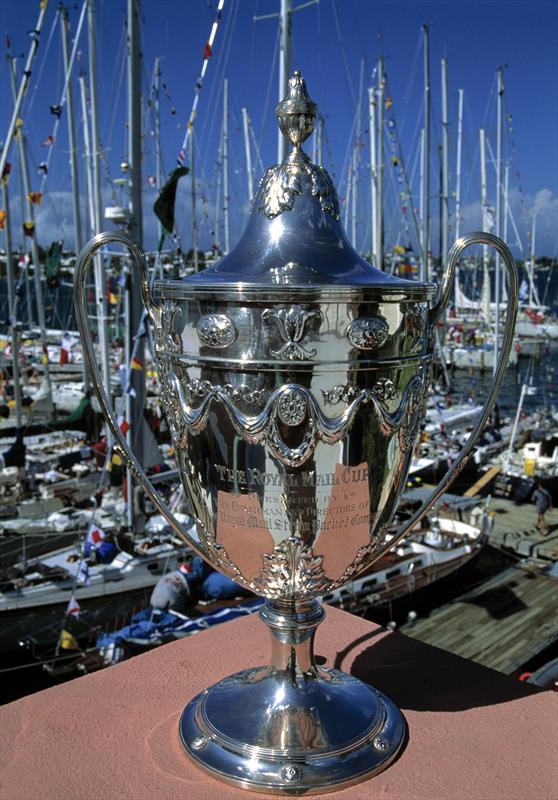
[75,73,518,794]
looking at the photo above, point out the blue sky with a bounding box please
[1,0,557,257]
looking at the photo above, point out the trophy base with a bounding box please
[178,600,406,794]
[179,667,405,794]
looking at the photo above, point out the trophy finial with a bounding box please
[276,70,317,151]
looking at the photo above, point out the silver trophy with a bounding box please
[75,73,518,794]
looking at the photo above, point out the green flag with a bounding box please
[46,240,63,288]
[153,166,189,234]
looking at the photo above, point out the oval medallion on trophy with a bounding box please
[346,316,389,350]
[277,387,307,426]
[197,313,238,348]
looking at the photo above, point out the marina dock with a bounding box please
[401,493,558,674]
[488,496,558,561]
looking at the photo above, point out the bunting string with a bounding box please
[381,77,425,263]
[178,0,226,164]
[37,0,88,193]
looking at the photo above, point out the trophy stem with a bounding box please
[260,599,324,679]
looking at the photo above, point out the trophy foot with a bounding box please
[179,600,406,794]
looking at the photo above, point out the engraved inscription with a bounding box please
[213,464,373,540]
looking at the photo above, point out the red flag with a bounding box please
[87,523,106,548]
[116,415,130,435]
[42,135,55,147]
[203,41,212,59]
[66,595,81,618]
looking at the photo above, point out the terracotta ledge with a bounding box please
[1,606,557,800]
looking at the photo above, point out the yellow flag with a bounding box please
[59,629,79,650]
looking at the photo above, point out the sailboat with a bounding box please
[37,499,490,679]
[0,0,191,665]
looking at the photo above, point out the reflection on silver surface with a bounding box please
[75,71,518,794]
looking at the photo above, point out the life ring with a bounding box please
[514,343,522,353]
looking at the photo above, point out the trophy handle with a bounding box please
[74,232,204,554]
[395,231,518,542]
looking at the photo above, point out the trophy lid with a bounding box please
[171,72,434,298]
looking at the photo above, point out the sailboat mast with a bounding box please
[127,0,143,247]
[87,0,111,398]
[441,58,449,267]
[223,78,230,254]
[454,88,464,307]
[350,147,357,247]
[351,59,364,249]
[214,128,222,252]
[60,8,83,254]
[1,182,23,429]
[480,127,490,323]
[10,133,33,331]
[377,56,384,270]
[190,134,199,271]
[126,0,145,530]
[153,57,163,243]
[242,108,254,205]
[422,25,431,281]
[9,58,53,410]
[0,2,47,180]
[278,0,292,162]
[529,212,537,307]
[61,10,90,393]
[78,76,95,240]
[494,67,504,374]
[419,128,425,277]
[503,163,510,250]
[368,86,378,266]
[343,155,352,232]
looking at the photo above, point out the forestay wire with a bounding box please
[177,0,226,165]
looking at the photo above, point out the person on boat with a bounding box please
[533,482,552,536]
[149,561,200,613]
[150,558,249,614]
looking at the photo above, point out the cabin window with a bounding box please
[386,568,401,579]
